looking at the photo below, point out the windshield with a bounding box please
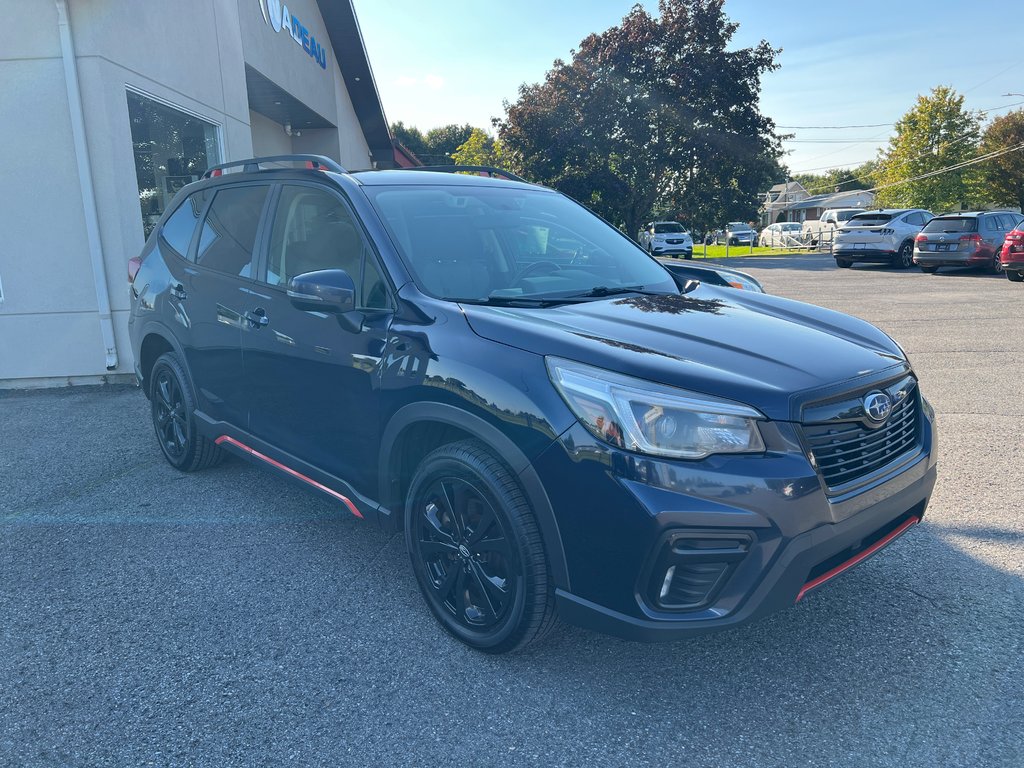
[363,185,678,302]
[847,213,894,227]
[781,223,801,231]
[653,222,685,234]
[727,222,752,232]
[922,217,977,233]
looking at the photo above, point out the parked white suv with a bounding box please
[637,221,694,258]
[833,209,933,269]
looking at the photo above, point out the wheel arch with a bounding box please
[137,323,187,398]
[379,402,570,590]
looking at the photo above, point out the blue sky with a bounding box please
[354,1,1024,176]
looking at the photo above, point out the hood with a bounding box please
[461,285,907,421]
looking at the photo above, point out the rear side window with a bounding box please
[195,185,269,276]
[159,191,207,258]
[923,217,977,234]
[983,216,999,232]
[848,213,894,227]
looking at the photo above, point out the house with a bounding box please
[760,181,809,227]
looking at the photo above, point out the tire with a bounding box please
[149,352,224,472]
[1007,270,1024,282]
[920,266,938,274]
[684,253,692,260]
[404,440,557,653]
[893,241,914,269]
[836,259,852,269]
[990,253,1004,275]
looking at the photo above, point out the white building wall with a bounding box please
[0,0,377,385]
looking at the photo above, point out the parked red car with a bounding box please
[1001,226,1024,282]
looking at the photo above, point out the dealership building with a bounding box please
[0,0,394,386]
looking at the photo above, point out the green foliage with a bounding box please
[496,0,782,236]
[792,162,876,196]
[977,109,1024,211]
[451,128,508,167]
[874,86,982,212]
[390,122,476,165]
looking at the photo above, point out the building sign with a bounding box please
[259,0,328,70]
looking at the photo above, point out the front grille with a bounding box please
[803,385,920,489]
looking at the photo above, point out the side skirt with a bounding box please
[193,411,382,523]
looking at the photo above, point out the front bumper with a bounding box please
[651,243,693,256]
[537,395,938,641]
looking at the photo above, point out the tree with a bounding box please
[389,122,476,165]
[873,86,982,212]
[452,128,508,167]
[792,164,875,197]
[977,109,1024,210]
[496,0,781,236]
[390,121,429,159]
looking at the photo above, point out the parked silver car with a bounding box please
[833,209,933,269]
[715,222,756,246]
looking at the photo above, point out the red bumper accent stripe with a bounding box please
[796,515,920,602]
[215,435,363,519]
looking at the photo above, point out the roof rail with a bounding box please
[407,165,529,183]
[202,154,346,179]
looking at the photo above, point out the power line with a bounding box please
[777,123,890,129]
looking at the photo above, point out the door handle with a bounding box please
[170,283,187,300]
[245,308,269,328]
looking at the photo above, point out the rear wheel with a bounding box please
[990,253,1004,274]
[149,352,224,471]
[836,259,852,269]
[1007,270,1024,282]
[893,241,914,269]
[405,440,556,653]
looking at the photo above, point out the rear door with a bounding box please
[240,182,393,493]
[176,183,271,428]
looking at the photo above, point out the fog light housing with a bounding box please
[644,532,752,611]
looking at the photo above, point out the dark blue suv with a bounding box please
[128,155,938,653]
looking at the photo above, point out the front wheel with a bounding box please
[836,259,852,269]
[405,440,556,653]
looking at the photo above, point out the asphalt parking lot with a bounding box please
[2,254,1022,767]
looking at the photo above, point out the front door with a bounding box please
[240,183,393,496]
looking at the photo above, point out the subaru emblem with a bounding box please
[863,391,892,422]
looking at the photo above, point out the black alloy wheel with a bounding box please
[990,252,1004,274]
[405,441,556,653]
[149,352,224,471]
[895,241,914,269]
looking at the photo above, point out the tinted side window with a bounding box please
[266,185,388,309]
[195,185,269,276]
[983,216,999,232]
[159,190,207,259]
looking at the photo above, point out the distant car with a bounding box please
[998,220,1024,282]
[715,222,756,246]
[661,260,765,292]
[637,221,693,258]
[758,222,803,248]
[913,211,1023,275]
[833,209,933,269]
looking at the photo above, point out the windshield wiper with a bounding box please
[465,294,582,307]
[566,285,664,299]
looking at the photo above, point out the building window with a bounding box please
[127,90,221,238]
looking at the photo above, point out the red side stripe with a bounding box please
[796,515,920,602]
[215,435,363,519]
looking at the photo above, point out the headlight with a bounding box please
[546,358,766,460]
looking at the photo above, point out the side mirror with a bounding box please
[287,269,356,314]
